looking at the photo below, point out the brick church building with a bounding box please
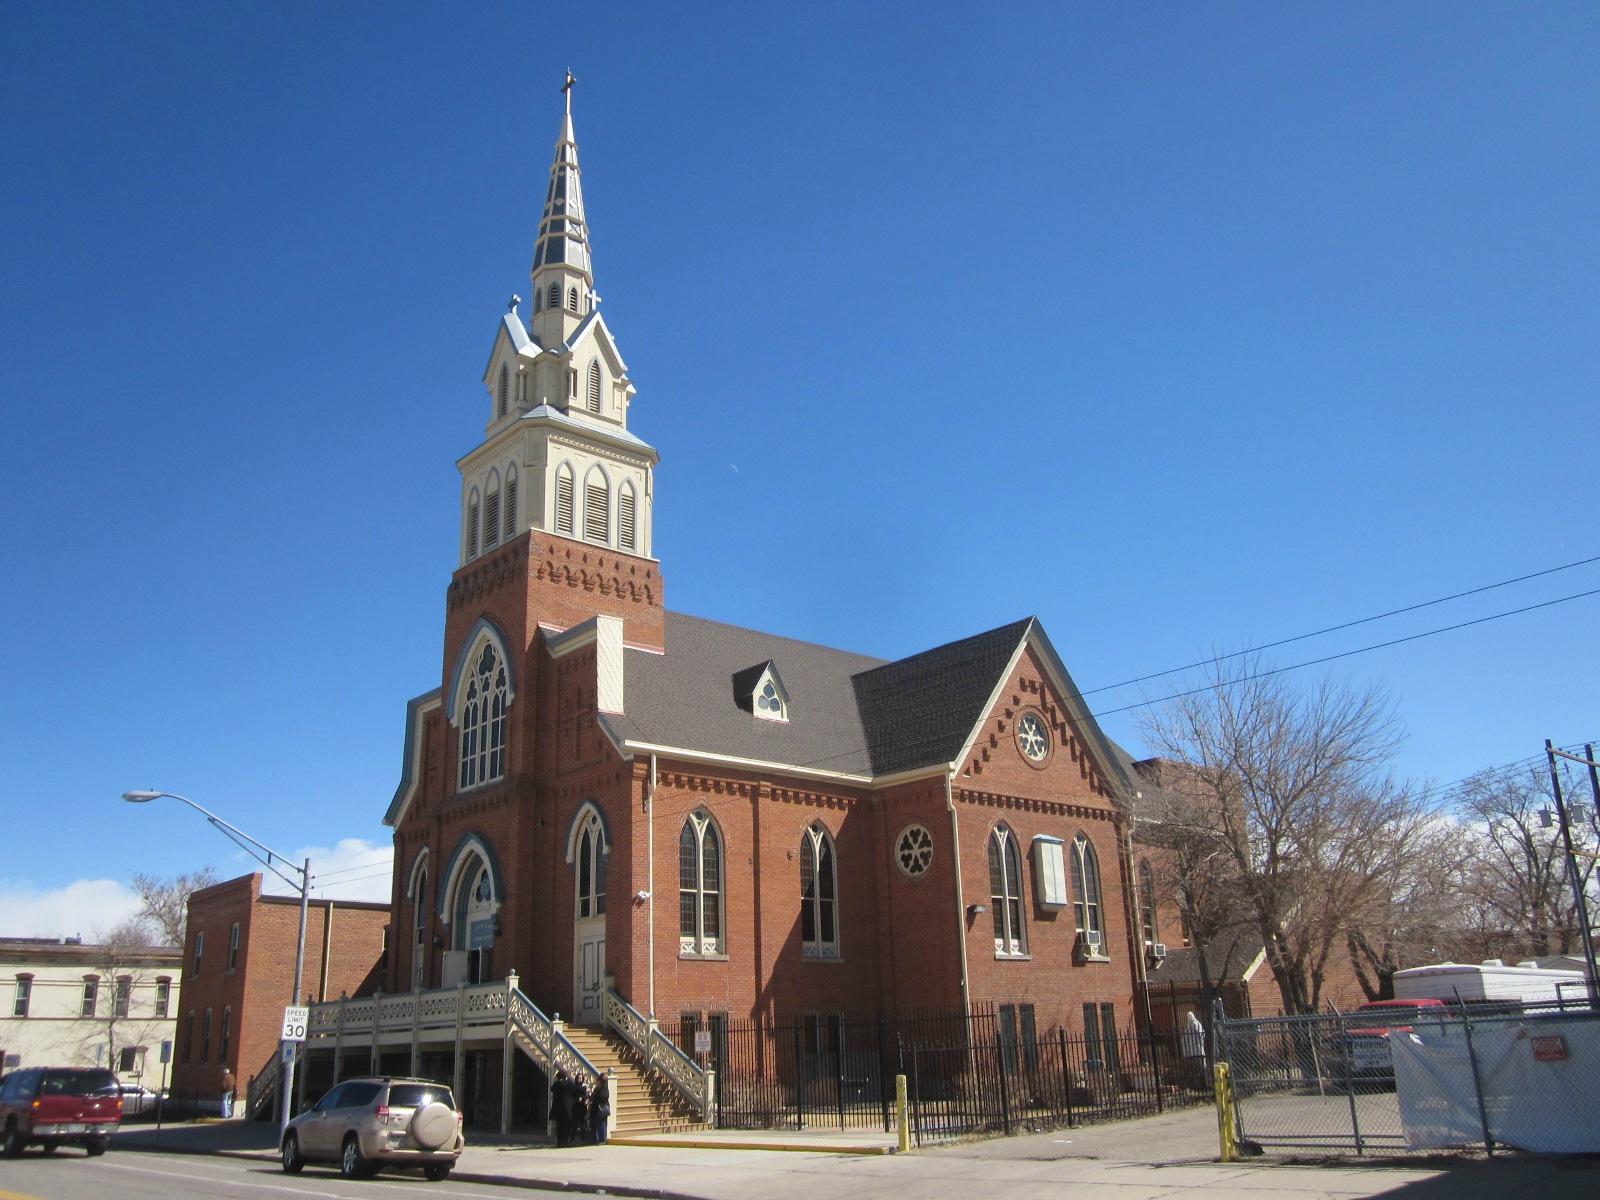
[352,84,1173,1122]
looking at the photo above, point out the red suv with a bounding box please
[1337,999,1449,1083]
[0,1067,122,1157]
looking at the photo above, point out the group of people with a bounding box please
[551,1070,610,1147]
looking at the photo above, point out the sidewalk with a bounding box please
[112,1116,1600,1200]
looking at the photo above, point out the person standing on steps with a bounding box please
[588,1076,610,1144]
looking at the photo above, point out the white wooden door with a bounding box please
[574,919,605,1026]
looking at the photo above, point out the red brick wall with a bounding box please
[950,647,1139,1035]
[174,874,388,1101]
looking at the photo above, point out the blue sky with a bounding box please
[2,3,1596,936]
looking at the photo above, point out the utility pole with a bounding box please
[1544,741,1599,1004]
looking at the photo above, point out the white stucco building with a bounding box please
[1,937,182,1080]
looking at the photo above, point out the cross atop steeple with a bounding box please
[563,70,576,114]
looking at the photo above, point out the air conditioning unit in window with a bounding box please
[1147,942,1168,965]
[1078,930,1105,960]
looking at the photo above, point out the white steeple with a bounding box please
[530,71,594,349]
[459,75,658,570]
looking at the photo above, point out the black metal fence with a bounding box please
[701,1005,1213,1138]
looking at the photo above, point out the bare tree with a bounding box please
[1453,765,1598,958]
[66,921,174,1079]
[1141,658,1431,1014]
[132,867,218,946]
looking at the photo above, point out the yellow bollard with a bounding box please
[896,1073,911,1153]
[1213,1061,1238,1163]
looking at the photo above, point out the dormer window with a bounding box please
[753,667,789,722]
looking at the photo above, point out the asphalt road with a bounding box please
[0,1147,561,1200]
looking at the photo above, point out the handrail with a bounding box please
[245,1050,280,1115]
[603,987,715,1119]
[506,981,602,1088]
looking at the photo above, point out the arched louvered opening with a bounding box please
[583,468,609,543]
[617,481,637,553]
[586,360,602,413]
[568,286,579,312]
[465,488,481,560]
[504,465,518,540]
[497,364,509,417]
[547,283,560,310]
[554,464,575,535]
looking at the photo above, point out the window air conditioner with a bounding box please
[1148,942,1168,962]
[1082,930,1103,951]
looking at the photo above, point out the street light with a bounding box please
[121,789,311,1142]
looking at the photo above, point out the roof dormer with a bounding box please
[734,661,790,722]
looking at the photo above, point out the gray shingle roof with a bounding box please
[601,612,1040,780]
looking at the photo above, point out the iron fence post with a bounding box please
[995,1031,1012,1134]
[792,1023,805,1130]
[1059,1028,1074,1127]
[910,1044,922,1148]
[1459,1005,1495,1157]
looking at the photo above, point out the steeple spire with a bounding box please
[531,72,591,289]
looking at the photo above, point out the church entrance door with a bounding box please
[572,811,607,1026]
[574,919,605,1026]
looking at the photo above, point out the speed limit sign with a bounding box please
[281,1005,310,1042]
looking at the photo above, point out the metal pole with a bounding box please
[279,857,311,1143]
[1545,741,1599,1004]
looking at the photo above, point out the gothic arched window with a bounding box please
[458,639,508,790]
[504,465,518,540]
[548,283,560,310]
[1072,833,1104,947]
[988,825,1025,957]
[575,811,607,920]
[679,812,723,955]
[497,364,509,417]
[800,823,838,959]
[568,286,579,312]
[586,360,602,413]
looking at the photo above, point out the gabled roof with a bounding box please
[596,611,1137,794]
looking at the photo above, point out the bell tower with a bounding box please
[450,75,664,652]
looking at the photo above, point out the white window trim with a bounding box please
[752,666,790,723]
[800,823,840,960]
[679,811,725,956]
[989,825,1027,958]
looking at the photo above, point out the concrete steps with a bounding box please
[563,1027,707,1136]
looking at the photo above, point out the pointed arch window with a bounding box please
[554,464,575,535]
[1138,859,1157,946]
[1071,833,1105,948]
[466,488,481,560]
[497,364,510,417]
[412,870,432,992]
[484,471,501,551]
[586,360,602,413]
[458,639,509,790]
[679,812,724,956]
[617,481,637,553]
[800,823,839,959]
[504,465,518,540]
[547,283,560,310]
[568,286,579,312]
[575,811,607,920]
[584,469,609,543]
[987,826,1026,957]
[201,1008,212,1062]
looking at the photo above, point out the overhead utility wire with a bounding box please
[788,584,1600,771]
[1088,587,1600,719]
[1078,553,1600,698]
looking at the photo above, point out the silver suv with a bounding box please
[281,1077,463,1180]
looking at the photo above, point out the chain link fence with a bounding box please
[1217,997,1600,1157]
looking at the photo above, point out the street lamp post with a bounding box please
[121,790,311,1142]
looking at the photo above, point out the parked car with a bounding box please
[1330,998,1450,1085]
[115,1083,164,1117]
[0,1067,122,1156]
[281,1077,463,1180]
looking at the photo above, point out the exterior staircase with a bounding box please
[563,1026,708,1136]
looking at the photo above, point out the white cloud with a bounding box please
[0,879,144,941]
[260,838,393,905]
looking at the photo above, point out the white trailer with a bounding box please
[1393,960,1586,1006]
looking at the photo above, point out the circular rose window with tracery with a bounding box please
[896,824,934,878]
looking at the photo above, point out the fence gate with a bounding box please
[1217,1009,1409,1155]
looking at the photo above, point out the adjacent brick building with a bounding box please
[171,873,386,1109]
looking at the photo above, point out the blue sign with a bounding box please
[469,918,495,950]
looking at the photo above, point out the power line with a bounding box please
[1077,553,1600,698]
[786,584,1600,772]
